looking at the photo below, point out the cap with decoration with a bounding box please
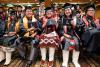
[45,7,53,12]
[63,3,72,9]
[85,3,96,12]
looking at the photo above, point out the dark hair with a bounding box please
[39,0,45,3]
[45,7,53,12]
[25,6,32,11]
[17,5,22,8]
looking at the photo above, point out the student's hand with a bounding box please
[64,33,73,39]
[31,33,37,37]
[31,34,35,37]
[3,34,8,36]
[42,17,48,28]
[27,27,35,31]
[60,36,64,41]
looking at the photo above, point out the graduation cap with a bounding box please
[45,7,53,12]
[63,3,72,9]
[85,3,96,11]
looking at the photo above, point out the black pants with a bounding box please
[82,28,100,53]
[82,28,100,45]
[87,32,100,53]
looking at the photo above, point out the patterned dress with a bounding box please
[39,19,60,48]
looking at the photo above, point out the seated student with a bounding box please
[13,6,41,67]
[60,3,80,67]
[82,3,100,53]
[39,7,60,67]
[0,5,6,63]
[0,8,19,65]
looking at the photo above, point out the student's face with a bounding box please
[76,13,81,18]
[87,8,95,17]
[77,6,80,10]
[64,8,72,16]
[46,10,53,18]
[54,10,59,15]
[17,7,22,12]
[25,9,33,18]
[17,7,22,14]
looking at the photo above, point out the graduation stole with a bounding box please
[82,16,97,28]
[23,16,37,37]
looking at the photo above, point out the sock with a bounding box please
[72,50,80,67]
[62,50,69,67]
[40,48,46,61]
[49,47,55,61]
